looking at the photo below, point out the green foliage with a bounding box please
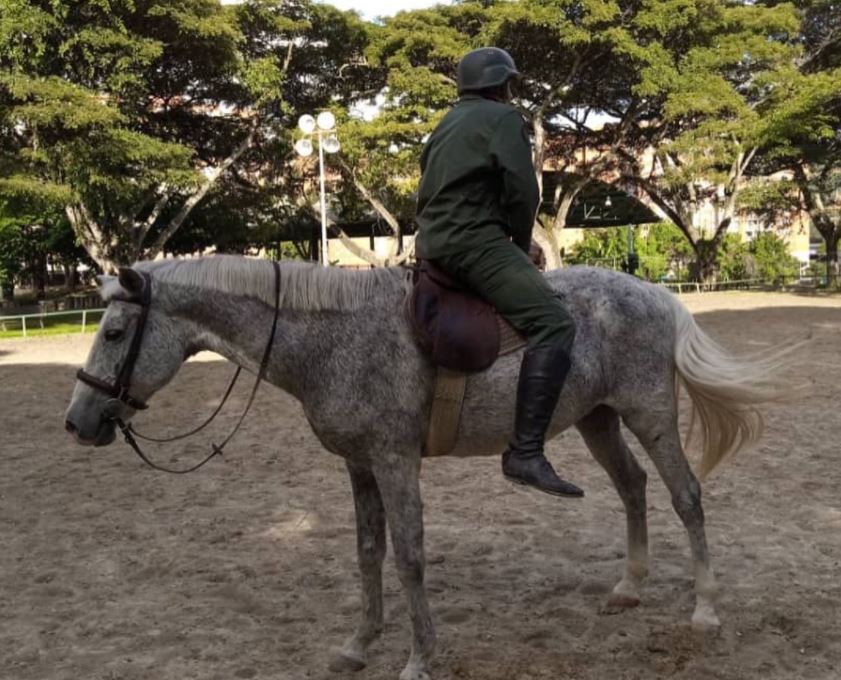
[0,0,828,278]
[747,0,841,282]
[567,222,798,284]
[636,221,695,280]
[0,0,378,268]
[0,214,28,293]
[568,222,693,281]
[749,230,801,283]
[716,234,750,281]
[706,232,799,283]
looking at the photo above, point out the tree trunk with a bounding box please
[34,252,48,300]
[63,263,78,292]
[543,180,587,270]
[532,223,561,270]
[0,278,13,302]
[337,162,413,266]
[696,255,717,286]
[691,237,725,286]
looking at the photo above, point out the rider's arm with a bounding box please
[490,111,540,253]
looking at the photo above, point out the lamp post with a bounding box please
[294,112,341,266]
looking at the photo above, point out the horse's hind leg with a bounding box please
[623,408,720,629]
[329,462,387,673]
[577,405,649,608]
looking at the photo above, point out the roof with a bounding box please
[541,174,661,227]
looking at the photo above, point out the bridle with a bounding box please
[77,270,154,412]
[76,261,282,474]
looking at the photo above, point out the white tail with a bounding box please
[669,295,795,478]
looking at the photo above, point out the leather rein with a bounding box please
[76,260,282,474]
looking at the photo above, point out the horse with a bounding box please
[64,255,787,680]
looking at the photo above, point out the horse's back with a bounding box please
[448,267,678,457]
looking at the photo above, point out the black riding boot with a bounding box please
[501,343,584,498]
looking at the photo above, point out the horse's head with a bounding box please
[65,267,190,446]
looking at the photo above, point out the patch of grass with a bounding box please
[0,322,100,339]
[0,311,103,339]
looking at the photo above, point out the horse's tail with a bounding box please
[667,294,795,479]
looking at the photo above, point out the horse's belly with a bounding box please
[426,352,593,459]
[433,358,519,458]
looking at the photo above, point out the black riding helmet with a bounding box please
[456,47,520,95]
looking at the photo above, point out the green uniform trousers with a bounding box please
[433,239,576,352]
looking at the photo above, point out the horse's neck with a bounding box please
[169,286,304,394]
[167,282,359,400]
[156,261,407,397]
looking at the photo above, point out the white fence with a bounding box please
[0,308,106,338]
[659,278,767,294]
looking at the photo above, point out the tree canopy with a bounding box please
[0,0,833,286]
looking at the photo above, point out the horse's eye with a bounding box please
[104,329,124,342]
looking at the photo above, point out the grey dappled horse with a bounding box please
[65,256,787,680]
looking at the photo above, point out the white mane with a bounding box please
[111,255,404,311]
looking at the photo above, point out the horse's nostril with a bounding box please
[65,420,79,434]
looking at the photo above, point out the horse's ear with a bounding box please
[118,268,145,296]
[95,275,115,288]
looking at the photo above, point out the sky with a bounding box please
[221,0,447,20]
[322,0,446,19]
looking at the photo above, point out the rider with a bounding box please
[415,47,583,498]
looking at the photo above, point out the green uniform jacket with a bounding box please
[415,94,540,260]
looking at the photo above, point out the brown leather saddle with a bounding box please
[407,261,524,372]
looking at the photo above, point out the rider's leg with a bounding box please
[434,241,583,497]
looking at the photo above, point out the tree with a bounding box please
[613,0,800,282]
[750,0,841,285]
[0,0,371,271]
[232,0,377,264]
[0,215,27,300]
[0,171,88,299]
[481,0,649,268]
[318,6,473,266]
[0,0,247,271]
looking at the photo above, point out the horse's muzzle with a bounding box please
[65,415,117,447]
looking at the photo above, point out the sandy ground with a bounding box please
[1,291,840,680]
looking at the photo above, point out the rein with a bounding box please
[77,260,282,474]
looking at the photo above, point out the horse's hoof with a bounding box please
[399,665,431,680]
[691,605,721,631]
[328,649,367,673]
[607,592,641,609]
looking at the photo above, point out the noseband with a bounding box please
[75,261,281,474]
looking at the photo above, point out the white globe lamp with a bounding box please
[294,138,314,157]
[322,134,341,154]
[317,111,336,131]
[298,114,316,135]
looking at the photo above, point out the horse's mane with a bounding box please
[124,255,404,311]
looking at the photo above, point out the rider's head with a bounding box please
[456,47,519,104]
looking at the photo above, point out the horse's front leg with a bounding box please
[374,451,436,680]
[329,462,387,673]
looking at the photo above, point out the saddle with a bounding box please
[406,260,526,456]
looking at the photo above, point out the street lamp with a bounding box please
[295,112,341,266]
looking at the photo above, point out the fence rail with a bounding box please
[0,274,808,337]
[659,278,767,294]
[0,308,106,338]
